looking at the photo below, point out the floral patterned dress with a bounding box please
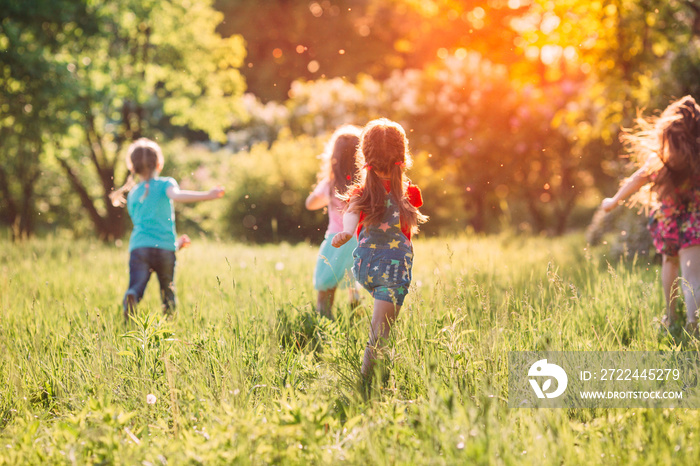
[648,176,700,256]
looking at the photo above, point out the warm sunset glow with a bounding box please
[540,45,561,65]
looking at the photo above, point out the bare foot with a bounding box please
[660,311,680,329]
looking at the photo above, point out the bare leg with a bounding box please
[348,285,361,309]
[123,293,137,323]
[361,299,401,377]
[317,289,335,319]
[661,254,680,324]
[679,246,700,332]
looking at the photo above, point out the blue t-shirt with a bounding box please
[127,177,178,252]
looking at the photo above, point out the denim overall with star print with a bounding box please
[352,192,413,306]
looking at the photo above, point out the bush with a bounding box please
[586,205,654,259]
[223,129,327,243]
[156,130,479,243]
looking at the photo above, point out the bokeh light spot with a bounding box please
[307,60,320,73]
[309,2,322,17]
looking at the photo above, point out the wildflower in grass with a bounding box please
[147,394,157,405]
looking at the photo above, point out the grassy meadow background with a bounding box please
[6,1,700,463]
[1,232,699,464]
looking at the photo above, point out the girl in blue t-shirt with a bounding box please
[110,138,224,321]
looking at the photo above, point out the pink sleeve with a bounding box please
[311,179,330,204]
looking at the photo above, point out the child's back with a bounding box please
[111,138,225,321]
[306,125,362,317]
[332,118,427,380]
[127,177,178,251]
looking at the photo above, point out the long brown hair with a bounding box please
[318,125,361,197]
[109,138,164,207]
[346,118,427,234]
[624,96,700,205]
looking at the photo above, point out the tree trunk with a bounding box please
[0,151,39,240]
[526,195,547,233]
[17,178,37,239]
[554,196,576,236]
[467,191,486,232]
[57,155,126,241]
[0,165,18,227]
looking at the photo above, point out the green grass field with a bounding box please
[1,234,699,464]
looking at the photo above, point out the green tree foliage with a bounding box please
[52,0,246,240]
[527,0,700,190]
[215,0,377,102]
[0,0,94,238]
[223,129,327,243]
[1,0,246,240]
[214,0,526,102]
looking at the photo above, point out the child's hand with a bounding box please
[601,197,618,213]
[209,186,225,199]
[176,234,191,251]
[332,231,353,248]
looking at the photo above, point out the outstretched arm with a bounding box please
[167,185,225,203]
[601,167,650,212]
[305,190,328,210]
[332,200,360,248]
[305,179,330,210]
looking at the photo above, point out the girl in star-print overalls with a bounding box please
[332,118,427,378]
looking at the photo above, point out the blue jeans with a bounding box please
[124,247,177,313]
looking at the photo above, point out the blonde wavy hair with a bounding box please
[109,138,164,207]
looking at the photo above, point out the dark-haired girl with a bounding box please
[602,96,700,334]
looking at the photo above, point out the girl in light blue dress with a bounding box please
[306,126,362,318]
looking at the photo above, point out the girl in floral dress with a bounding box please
[602,96,700,334]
